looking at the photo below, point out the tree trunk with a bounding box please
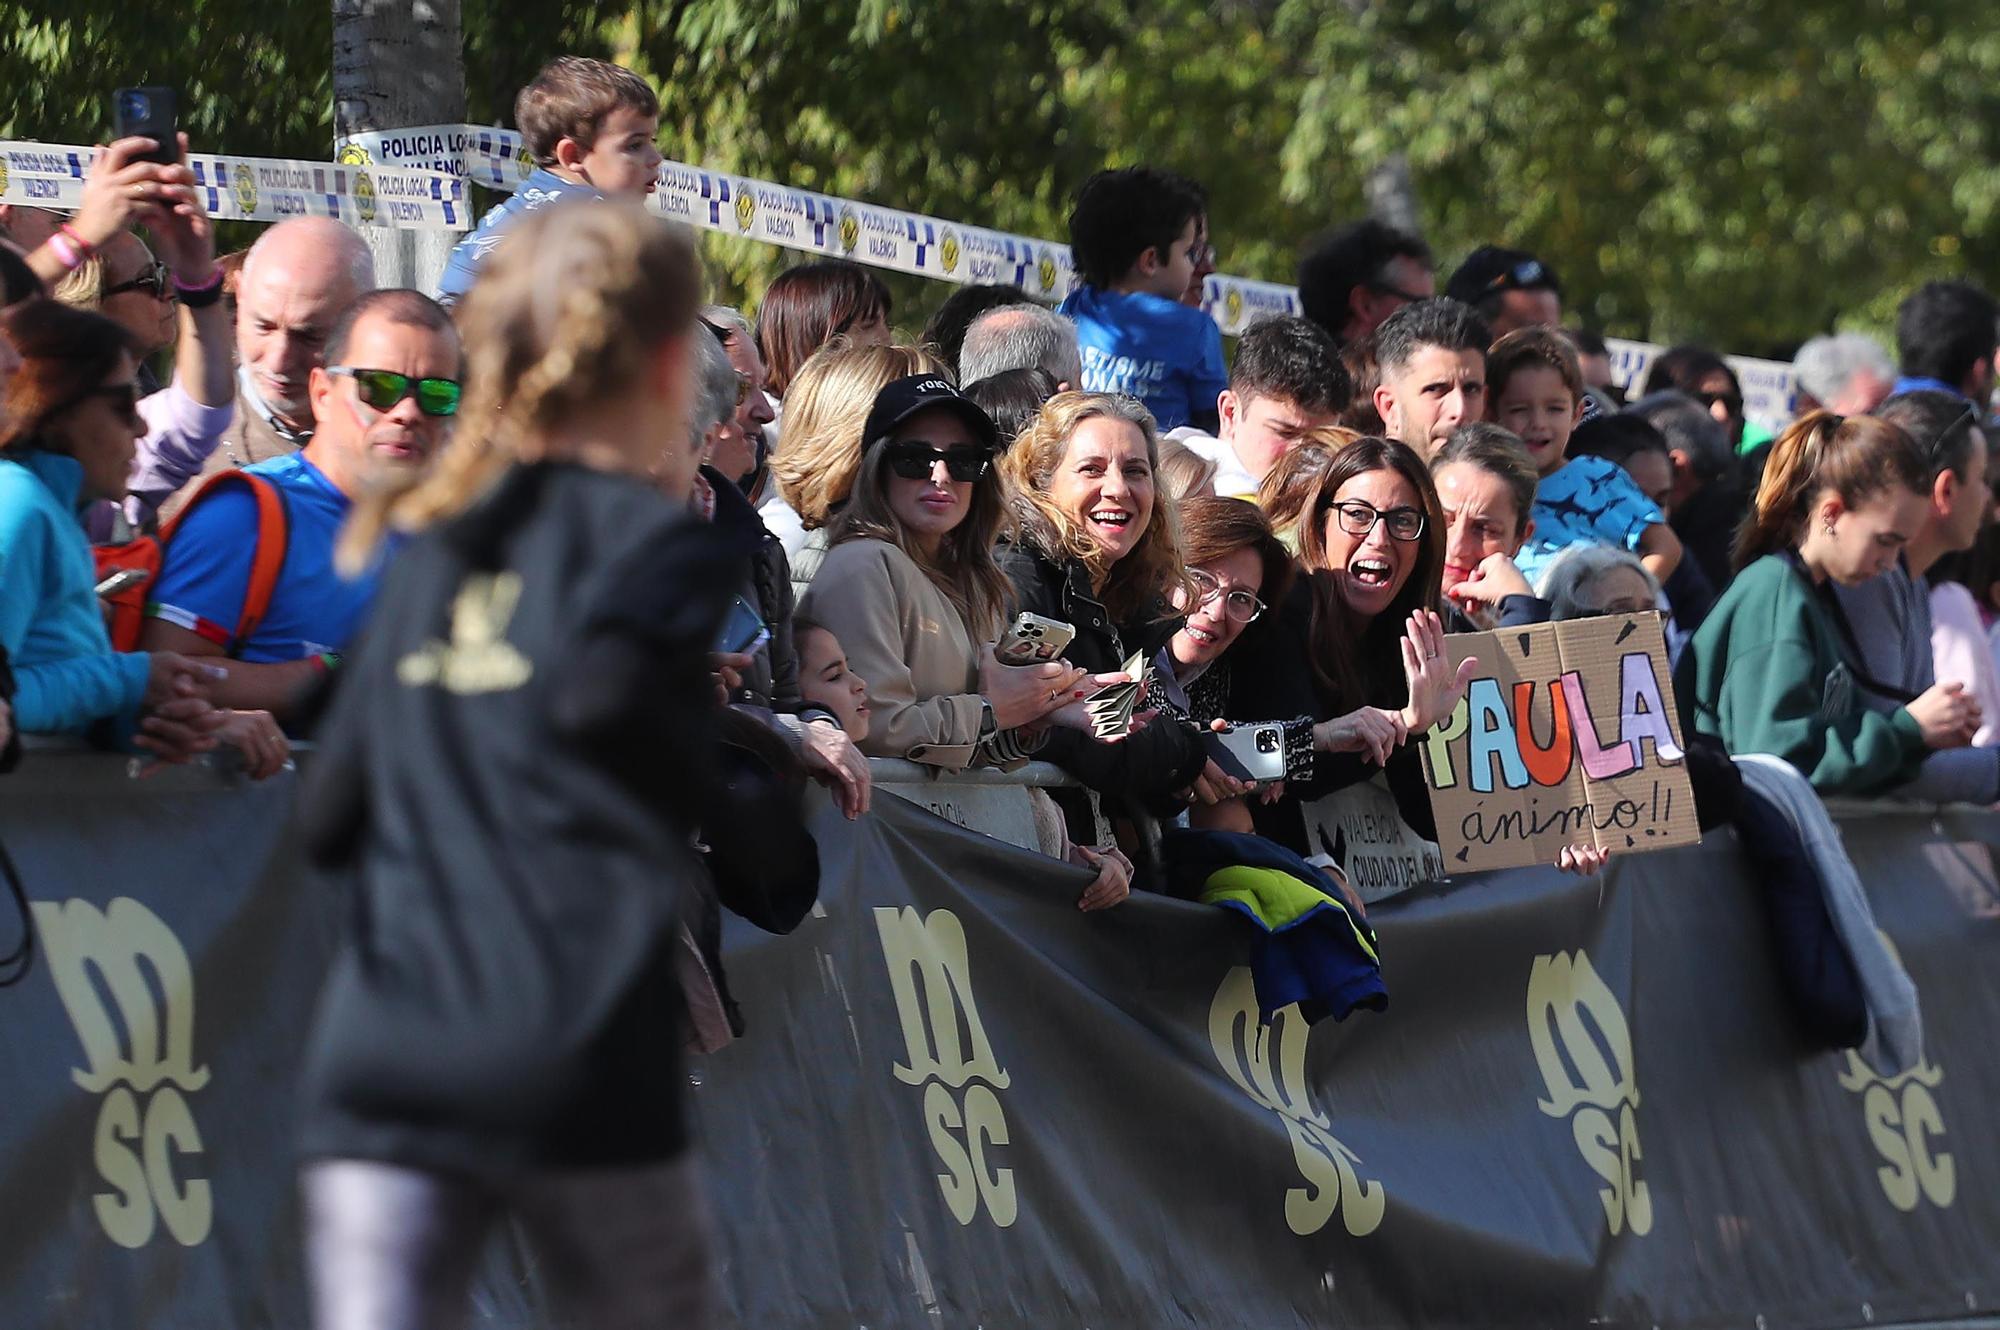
[1365,154,1421,239]
[331,0,466,293]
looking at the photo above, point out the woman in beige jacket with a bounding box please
[800,374,1134,909]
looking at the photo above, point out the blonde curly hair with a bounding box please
[1003,391,1191,624]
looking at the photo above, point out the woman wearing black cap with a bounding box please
[799,374,1135,908]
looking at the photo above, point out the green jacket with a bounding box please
[1676,554,1927,795]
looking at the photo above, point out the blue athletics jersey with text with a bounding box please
[1515,453,1665,588]
[149,453,389,661]
[1057,285,1227,431]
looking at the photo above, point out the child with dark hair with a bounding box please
[1492,327,1684,589]
[1056,166,1225,432]
[1568,412,1717,643]
[436,57,662,305]
[1177,315,1350,500]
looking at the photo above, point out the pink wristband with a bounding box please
[45,233,84,272]
[171,268,223,295]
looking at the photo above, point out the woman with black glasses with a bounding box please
[1228,437,1478,858]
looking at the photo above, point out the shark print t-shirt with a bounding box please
[1516,454,1665,589]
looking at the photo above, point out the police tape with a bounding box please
[335,123,1302,336]
[0,140,469,232]
[4,130,1793,415]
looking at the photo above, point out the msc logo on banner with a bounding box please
[1836,934,1954,1212]
[1208,967,1385,1237]
[32,897,213,1249]
[1527,950,1651,1236]
[873,907,1017,1227]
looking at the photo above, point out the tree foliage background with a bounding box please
[5,0,1996,355]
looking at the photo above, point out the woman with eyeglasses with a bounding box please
[1141,496,1297,829]
[801,375,1136,908]
[0,298,285,775]
[997,392,1208,854]
[50,135,233,538]
[1228,437,1478,858]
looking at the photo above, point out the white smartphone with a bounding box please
[995,611,1075,665]
[1203,722,1288,784]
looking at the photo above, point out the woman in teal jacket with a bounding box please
[1677,410,1976,794]
[0,298,225,759]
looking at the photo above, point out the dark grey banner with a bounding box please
[2,753,1998,1328]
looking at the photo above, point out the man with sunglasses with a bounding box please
[1444,245,1563,339]
[143,290,462,723]
[1827,390,2000,802]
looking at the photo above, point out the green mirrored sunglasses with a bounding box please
[329,366,461,417]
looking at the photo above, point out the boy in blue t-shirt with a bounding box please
[1056,167,1226,432]
[1494,327,1685,589]
[436,56,664,306]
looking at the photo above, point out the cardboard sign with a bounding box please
[1300,776,1447,902]
[1419,612,1699,873]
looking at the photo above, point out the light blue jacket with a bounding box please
[434,168,598,306]
[0,450,149,735]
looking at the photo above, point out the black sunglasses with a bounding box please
[76,382,143,424]
[1693,387,1744,417]
[882,440,992,482]
[104,260,172,302]
[328,366,462,417]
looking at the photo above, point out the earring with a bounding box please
[1823,519,1837,537]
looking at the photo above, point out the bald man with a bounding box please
[160,216,375,521]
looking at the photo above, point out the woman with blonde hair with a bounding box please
[762,341,946,593]
[999,391,1208,849]
[300,201,791,1329]
[801,374,1136,908]
[1679,410,1979,795]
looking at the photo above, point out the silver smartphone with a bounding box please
[995,611,1075,665]
[1202,722,1287,784]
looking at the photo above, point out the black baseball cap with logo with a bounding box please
[1445,246,1562,306]
[863,375,1000,452]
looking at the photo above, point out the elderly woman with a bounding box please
[801,374,1134,908]
[1539,544,1665,621]
[678,323,870,819]
[998,391,1209,851]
